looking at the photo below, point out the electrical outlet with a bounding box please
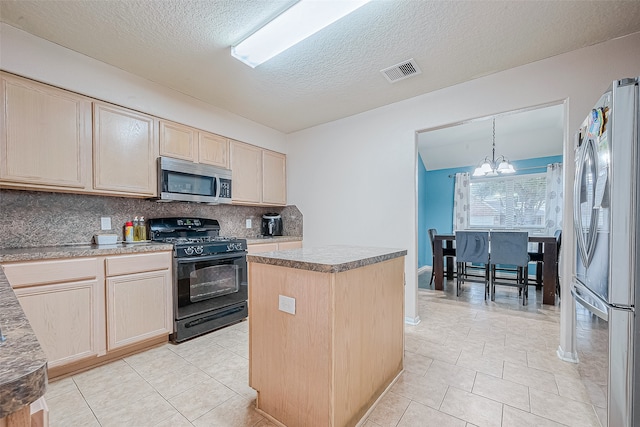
[100,217,112,230]
[278,295,296,315]
[246,218,252,228]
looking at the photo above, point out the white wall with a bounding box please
[0,23,287,153]
[287,32,640,324]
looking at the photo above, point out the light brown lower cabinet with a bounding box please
[2,251,172,377]
[105,254,172,350]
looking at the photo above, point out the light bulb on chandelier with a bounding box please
[473,118,516,177]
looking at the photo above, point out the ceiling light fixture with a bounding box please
[231,0,372,68]
[472,118,516,177]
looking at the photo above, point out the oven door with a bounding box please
[175,252,247,321]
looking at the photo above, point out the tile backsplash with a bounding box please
[0,189,302,249]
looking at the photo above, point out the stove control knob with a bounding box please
[194,246,204,255]
[184,247,195,255]
[227,244,234,252]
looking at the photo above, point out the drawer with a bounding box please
[3,258,99,288]
[105,251,172,277]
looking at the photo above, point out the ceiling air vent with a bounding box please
[381,59,422,83]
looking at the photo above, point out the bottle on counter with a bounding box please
[133,217,140,241]
[124,221,134,242]
[138,216,147,241]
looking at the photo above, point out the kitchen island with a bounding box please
[0,267,48,426]
[247,245,406,427]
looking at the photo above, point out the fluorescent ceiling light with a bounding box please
[231,0,371,68]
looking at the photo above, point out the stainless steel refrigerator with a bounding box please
[572,77,639,427]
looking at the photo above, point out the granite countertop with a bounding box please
[0,267,48,418]
[246,245,407,273]
[245,236,302,245]
[0,242,174,264]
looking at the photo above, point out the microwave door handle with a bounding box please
[215,176,221,200]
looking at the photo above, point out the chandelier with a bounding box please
[472,118,515,177]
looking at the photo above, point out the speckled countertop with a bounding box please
[0,266,48,418]
[0,242,174,263]
[245,236,302,245]
[246,245,407,273]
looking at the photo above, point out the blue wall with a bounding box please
[418,155,563,268]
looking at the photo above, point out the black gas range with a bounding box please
[149,217,248,342]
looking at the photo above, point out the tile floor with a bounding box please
[45,272,607,426]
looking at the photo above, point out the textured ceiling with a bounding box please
[1,1,640,133]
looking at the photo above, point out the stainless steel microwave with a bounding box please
[156,157,232,204]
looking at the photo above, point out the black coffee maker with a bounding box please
[261,213,283,237]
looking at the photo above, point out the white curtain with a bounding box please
[453,172,470,230]
[545,162,563,235]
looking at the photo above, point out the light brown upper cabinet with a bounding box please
[0,72,92,191]
[159,119,229,169]
[93,102,158,196]
[230,140,286,206]
[262,150,287,205]
[159,120,196,162]
[199,131,229,168]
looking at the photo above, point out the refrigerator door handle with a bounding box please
[572,279,609,321]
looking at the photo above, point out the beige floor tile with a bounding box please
[93,391,179,427]
[482,343,527,366]
[124,344,188,375]
[397,401,466,427]
[501,405,565,427]
[46,388,96,427]
[594,405,607,427]
[72,359,146,397]
[403,350,433,376]
[81,370,156,413]
[169,377,236,421]
[191,395,265,427]
[554,373,594,405]
[456,350,504,378]
[529,388,601,427]
[502,361,558,394]
[49,407,100,427]
[416,339,463,364]
[390,370,449,409]
[472,372,530,411]
[527,348,581,378]
[153,412,194,427]
[424,360,477,392]
[45,377,78,400]
[205,362,257,399]
[366,391,411,427]
[362,421,383,427]
[440,386,503,427]
[132,361,210,399]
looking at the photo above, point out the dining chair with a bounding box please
[490,231,530,305]
[428,228,456,286]
[454,231,490,298]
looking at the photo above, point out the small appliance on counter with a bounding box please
[261,213,283,237]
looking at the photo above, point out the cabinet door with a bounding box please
[106,270,172,350]
[159,120,196,162]
[230,140,262,204]
[93,102,158,195]
[14,279,106,368]
[0,72,92,190]
[262,150,287,205]
[199,131,229,168]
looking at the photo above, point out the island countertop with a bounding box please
[246,245,407,273]
[0,266,48,418]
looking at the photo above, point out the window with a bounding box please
[469,173,546,229]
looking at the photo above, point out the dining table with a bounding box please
[432,234,558,305]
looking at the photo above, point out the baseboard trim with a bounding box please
[556,345,579,363]
[404,316,421,325]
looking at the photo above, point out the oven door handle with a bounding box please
[175,252,247,263]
